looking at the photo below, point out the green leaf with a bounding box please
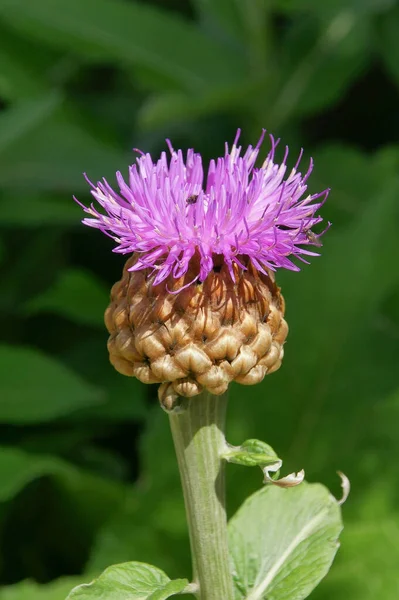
[0,0,245,92]
[25,268,109,327]
[0,102,129,193]
[295,179,399,353]
[66,562,189,599]
[192,0,246,45]
[224,439,305,487]
[229,483,342,600]
[0,41,45,101]
[64,337,148,422]
[271,13,371,122]
[0,445,125,584]
[139,82,254,131]
[0,445,124,511]
[383,386,399,410]
[276,0,395,14]
[0,578,84,600]
[0,446,65,502]
[378,5,399,89]
[223,439,279,468]
[0,93,61,153]
[0,25,64,101]
[0,345,104,423]
[309,144,378,219]
[0,194,79,226]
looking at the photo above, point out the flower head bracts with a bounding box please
[76,130,330,286]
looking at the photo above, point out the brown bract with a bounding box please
[105,254,288,408]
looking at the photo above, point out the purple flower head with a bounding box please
[76,130,330,287]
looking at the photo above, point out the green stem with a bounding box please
[169,392,234,600]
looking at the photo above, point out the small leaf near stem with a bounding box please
[222,438,304,488]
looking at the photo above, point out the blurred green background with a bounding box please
[0,0,399,598]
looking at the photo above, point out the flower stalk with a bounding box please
[168,392,234,600]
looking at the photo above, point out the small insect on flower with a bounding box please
[304,227,323,247]
[186,194,199,205]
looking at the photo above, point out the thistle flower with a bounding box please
[76,130,329,408]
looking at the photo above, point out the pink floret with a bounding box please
[75,130,330,285]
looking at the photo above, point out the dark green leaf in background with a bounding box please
[0,0,245,92]
[24,269,109,328]
[0,345,104,423]
[378,4,399,88]
[0,102,130,193]
[0,25,70,101]
[0,445,125,511]
[0,446,68,502]
[192,0,247,46]
[0,194,79,227]
[63,337,148,421]
[275,0,396,15]
[0,93,61,154]
[270,13,372,123]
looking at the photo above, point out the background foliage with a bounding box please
[0,0,399,597]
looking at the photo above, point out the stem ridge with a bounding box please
[169,392,234,600]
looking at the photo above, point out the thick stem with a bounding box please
[169,392,234,600]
